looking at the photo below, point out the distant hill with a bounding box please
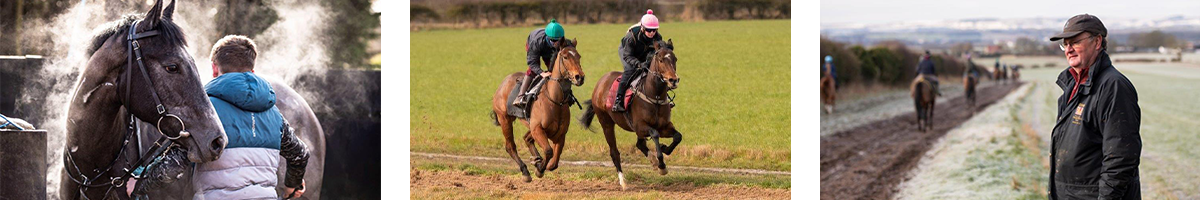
[821,15,1200,46]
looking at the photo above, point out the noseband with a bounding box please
[64,20,192,199]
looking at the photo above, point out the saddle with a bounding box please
[606,74,644,110]
[506,76,578,119]
[506,76,544,118]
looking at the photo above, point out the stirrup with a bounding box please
[612,101,626,112]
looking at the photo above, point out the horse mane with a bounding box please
[87,14,188,56]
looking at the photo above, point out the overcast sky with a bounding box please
[822,0,1200,25]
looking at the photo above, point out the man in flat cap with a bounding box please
[1047,14,1142,200]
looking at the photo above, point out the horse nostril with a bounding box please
[211,136,226,151]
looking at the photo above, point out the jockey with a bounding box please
[613,9,665,112]
[916,50,940,96]
[513,19,566,107]
[964,54,980,78]
[823,55,837,85]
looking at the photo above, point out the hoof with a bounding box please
[618,172,627,190]
[658,167,668,175]
[523,175,532,183]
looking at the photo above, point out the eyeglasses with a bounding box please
[1060,35,1097,51]
[645,29,657,34]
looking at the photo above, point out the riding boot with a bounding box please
[612,79,632,113]
[513,75,534,107]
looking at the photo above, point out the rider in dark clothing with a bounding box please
[613,9,664,112]
[916,51,940,95]
[513,19,565,107]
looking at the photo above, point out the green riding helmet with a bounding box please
[545,19,564,40]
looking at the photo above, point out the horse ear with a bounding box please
[140,0,164,30]
[572,38,578,47]
[163,0,176,21]
[667,39,673,48]
[653,40,662,50]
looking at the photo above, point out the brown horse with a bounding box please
[578,40,681,190]
[61,0,228,199]
[490,39,585,182]
[820,70,836,114]
[911,75,936,132]
[963,73,978,113]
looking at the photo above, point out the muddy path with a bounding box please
[820,82,1024,200]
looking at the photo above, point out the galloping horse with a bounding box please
[820,68,836,114]
[61,0,228,199]
[132,77,327,200]
[911,75,936,132]
[579,40,681,190]
[490,39,585,182]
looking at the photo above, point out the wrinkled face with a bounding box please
[1062,32,1102,69]
[556,39,585,86]
[116,3,226,163]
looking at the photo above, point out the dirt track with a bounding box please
[410,154,790,199]
[820,82,1024,200]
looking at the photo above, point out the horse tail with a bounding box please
[578,99,596,132]
[490,111,500,126]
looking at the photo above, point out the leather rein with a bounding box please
[63,20,193,200]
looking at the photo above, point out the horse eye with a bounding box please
[164,64,180,73]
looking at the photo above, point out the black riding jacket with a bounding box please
[619,25,664,72]
[526,28,558,75]
[1049,50,1141,200]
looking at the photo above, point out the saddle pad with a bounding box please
[505,78,530,118]
[606,75,638,110]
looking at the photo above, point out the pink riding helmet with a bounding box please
[641,9,659,29]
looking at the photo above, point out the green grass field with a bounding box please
[410,20,791,171]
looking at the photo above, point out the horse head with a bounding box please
[83,0,226,163]
[650,39,678,90]
[554,38,585,86]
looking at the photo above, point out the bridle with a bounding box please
[543,47,582,109]
[63,20,193,199]
[634,48,676,106]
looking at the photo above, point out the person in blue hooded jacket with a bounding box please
[192,35,310,199]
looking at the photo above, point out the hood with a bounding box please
[205,72,276,112]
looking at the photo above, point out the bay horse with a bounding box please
[963,73,978,113]
[820,66,836,114]
[490,39,585,182]
[911,75,936,132]
[579,39,681,190]
[131,77,326,200]
[61,0,228,199]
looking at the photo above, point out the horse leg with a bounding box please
[547,131,565,171]
[928,101,935,130]
[522,131,544,177]
[598,115,627,190]
[648,129,668,175]
[914,96,924,132]
[660,123,683,156]
[635,137,650,157]
[499,115,531,182]
[529,126,555,178]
